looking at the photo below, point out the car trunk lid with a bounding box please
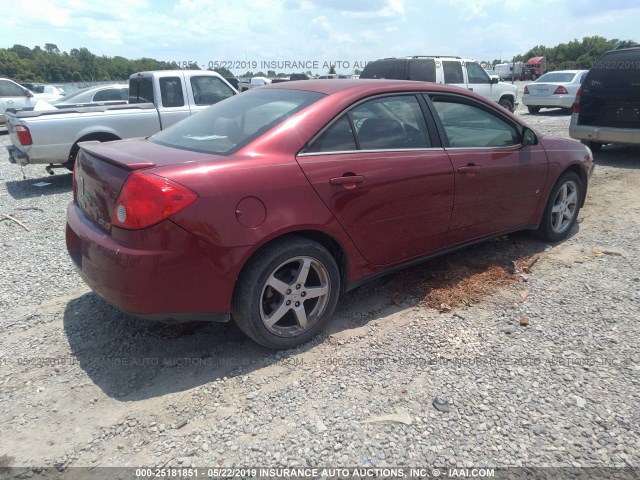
[527,83,561,96]
[74,138,206,232]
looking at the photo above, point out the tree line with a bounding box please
[1,36,637,84]
[485,36,636,70]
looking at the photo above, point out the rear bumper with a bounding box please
[6,145,28,166]
[522,95,575,109]
[66,201,251,322]
[569,115,640,145]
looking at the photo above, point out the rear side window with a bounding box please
[360,59,408,79]
[94,88,128,101]
[443,61,464,84]
[190,76,235,105]
[160,77,185,108]
[129,78,155,104]
[586,50,640,89]
[408,59,436,82]
[306,94,431,153]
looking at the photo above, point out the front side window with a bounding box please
[0,80,26,97]
[190,76,235,105]
[467,62,490,84]
[306,95,430,153]
[430,96,519,148]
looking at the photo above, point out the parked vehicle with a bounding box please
[6,70,236,173]
[50,84,129,109]
[523,70,589,114]
[360,56,518,111]
[66,79,594,349]
[523,56,547,81]
[570,46,640,151]
[30,84,65,101]
[491,62,525,81]
[0,78,39,124]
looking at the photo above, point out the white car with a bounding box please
[50,84,129,109]
[29,84,66,102]
[523,70,588,114]
[0,78,41,124]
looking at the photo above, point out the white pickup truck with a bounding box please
[6,70,236,173]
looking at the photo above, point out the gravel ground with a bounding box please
[0,87,639,479]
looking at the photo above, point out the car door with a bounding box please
[297,94,455,266]
[426,93,549,247]
[465,61,495,99]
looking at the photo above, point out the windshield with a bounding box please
[536,72,577,83]
[151,88,325,155]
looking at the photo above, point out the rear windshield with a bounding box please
[151,88,325,155]
[536,72,577,83]
[585,50,640,89]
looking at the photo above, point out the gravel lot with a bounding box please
[1,87,639,479]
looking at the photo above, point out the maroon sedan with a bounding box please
[66,80,594,349]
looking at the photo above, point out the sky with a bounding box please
[1,0,639,75]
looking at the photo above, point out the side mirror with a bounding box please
[490,77,499,84]
[25,89,34,98]
[522,127,537,146]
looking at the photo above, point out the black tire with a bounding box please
[537,171,582,242]
[499,97,514,112]
[527,106,540,114]
[584,141,604,152]
[232,236,340,349]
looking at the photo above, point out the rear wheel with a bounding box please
[537,172,582,242]
[232,236,340,349]
[527,106,540,114]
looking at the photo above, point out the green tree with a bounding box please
[212,67,233,78]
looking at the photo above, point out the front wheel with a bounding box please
[537,172,582,242]
[499,97,514,112]
[232,236,340,349]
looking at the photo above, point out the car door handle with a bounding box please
[330,175,365,188]
[457,165,480,176]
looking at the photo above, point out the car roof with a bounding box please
[262,78,471,96]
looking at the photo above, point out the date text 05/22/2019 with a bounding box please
[171,60,371,70]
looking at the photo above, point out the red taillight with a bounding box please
[15,125,32,145]
[112,171,198,230]
[72,164,78,202]
[523,86,529,94]
[572,87,582,113]
[553,85,569,94]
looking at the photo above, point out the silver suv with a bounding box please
[569,46,640,151]
[361,56,518,112]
